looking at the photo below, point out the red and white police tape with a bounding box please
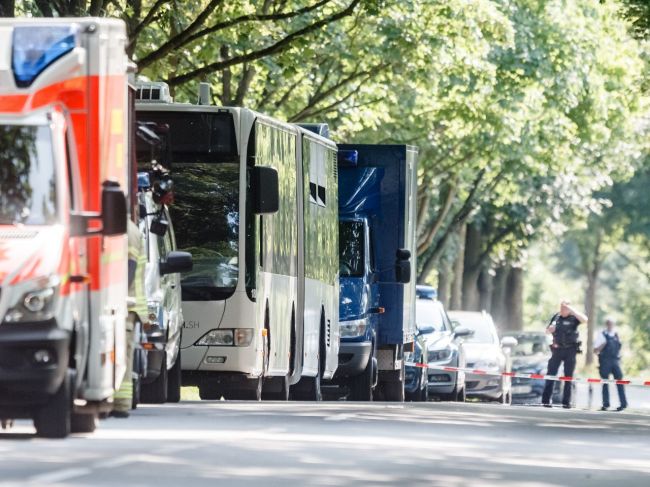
[406,362,650,387]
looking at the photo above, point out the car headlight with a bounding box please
[340,319,367,338]
[195,328,254,347]
[428,347,453,362]
[3,276,59,323]
[474,360,500,371]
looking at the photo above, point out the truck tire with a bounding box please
[380,362,405,402]
[71,412,96,433]
[349,356,374,401]
[167,350,182,403]
[141,353,168,403]
[34,371,72,439]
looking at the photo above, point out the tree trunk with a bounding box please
[0,0,14,16]
[461,223,482,311]
[449,224,466,311]
[490,264,510,328]
[478,268,493,312]
[437,260,452,309]
[504,267,524,331]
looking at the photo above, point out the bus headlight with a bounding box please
[195,328,254,347]
[340,319,367,338]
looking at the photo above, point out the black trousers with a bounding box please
[542,347,577,406]
[599,358,627,408]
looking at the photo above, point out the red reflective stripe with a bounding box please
[559,376,572,381]
[443,367,458,372]
[530,374,545,380]
[588,378,602,383]
[472,370,487,375]
[616,380,631,385]
[416,363,427,368]
[502,372,516,377]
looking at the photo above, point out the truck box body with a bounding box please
[0,18,129,434]
[338,144,417,347]
[335,144,417,400]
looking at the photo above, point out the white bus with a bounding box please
[135,83,339,400]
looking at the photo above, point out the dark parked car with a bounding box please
[506,331,574,406]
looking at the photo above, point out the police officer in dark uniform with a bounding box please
[594,318,627,411]
[542,301,588,408]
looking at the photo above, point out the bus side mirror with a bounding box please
[160,251,193,275]
[101,181,127,236]
[252,166,279,214]
[395,248,411,284]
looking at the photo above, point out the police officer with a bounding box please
[542,301,588,408]
[594,318,627,411]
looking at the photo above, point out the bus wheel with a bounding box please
[34,370,72,438]
[262,374,290,400]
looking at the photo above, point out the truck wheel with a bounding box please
[167,350,182,403]
[34,371,72,439]
[71,412,97,433]
[141,353,168,404]
[349,355,374,401]
[380,362,405,402]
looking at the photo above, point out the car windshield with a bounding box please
[339,220,364,277]
[511,336,549,356]
[416,299,445,332]
[0,124,57,225]
[451,314,496,344]
[136,112,239,301]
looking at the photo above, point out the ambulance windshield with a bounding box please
[136,111,239,301]
[0,124,57,226]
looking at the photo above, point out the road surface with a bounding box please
[1,399,649,487]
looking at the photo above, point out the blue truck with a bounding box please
[334,144,418,401]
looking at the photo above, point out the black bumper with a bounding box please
[0,321,70,413]
[334,341,372,378]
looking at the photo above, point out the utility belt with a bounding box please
[551,341,582,354]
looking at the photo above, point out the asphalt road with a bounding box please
[1,398,649,487]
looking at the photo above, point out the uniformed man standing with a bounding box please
[542,301,588,408]
[594,318,628,411]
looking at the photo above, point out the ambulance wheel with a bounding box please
[167,350,182,403]
[34,370,72,439]
[141,353,168,404]
[71,412,96,433]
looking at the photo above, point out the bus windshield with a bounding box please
[136,111,239,301]
[0,124,57,226]
[339,220,365,277]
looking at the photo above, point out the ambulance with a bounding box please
[0,18,130,437]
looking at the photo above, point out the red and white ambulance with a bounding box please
[0,18,130,437]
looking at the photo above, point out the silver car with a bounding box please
[137,179,192,404]
[415,290,471,401]
[448,311,516,404]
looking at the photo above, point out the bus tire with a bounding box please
[34,370,72,439]
[141,353,168,404]
[167,350,182,403]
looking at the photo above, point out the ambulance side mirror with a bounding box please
[101,182,128,236]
